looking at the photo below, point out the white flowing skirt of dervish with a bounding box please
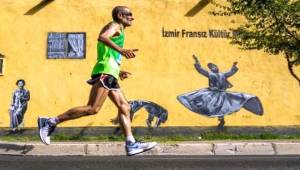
[177,88,263,117]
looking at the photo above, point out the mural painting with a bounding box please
[177,55,264,128]
[9,79,30,133]
[0,0,299,130]
[111,100,168,130]
[129,100,168,128]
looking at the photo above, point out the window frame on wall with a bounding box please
[47,32,86,59]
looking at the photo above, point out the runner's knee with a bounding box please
[86,106,99,115]
[118,103,130,115]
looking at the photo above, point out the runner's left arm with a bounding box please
[119,70,131,80]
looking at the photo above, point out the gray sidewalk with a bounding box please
[1,141,300,156]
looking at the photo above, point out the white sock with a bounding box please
[49,117,59,125]
[126,135,136,143]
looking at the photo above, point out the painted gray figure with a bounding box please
[9,79,30,132]
[177,55,263,127]
[111,100,168,129]
[129,100,168,128]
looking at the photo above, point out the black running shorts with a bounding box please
[86,74,120,90]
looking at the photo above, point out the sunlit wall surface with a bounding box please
[0,0,299,127]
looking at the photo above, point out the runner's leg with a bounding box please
[38,80,109,145]
[56,80,109,123]
[108,89,133,137]
[108,86,157,156]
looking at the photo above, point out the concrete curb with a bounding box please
[0,141,300,156]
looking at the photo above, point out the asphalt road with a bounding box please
[0,155,300,170]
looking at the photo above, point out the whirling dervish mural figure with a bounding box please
[177,55,263,128]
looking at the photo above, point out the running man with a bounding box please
[38,6,157,156]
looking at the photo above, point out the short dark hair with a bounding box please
[112,6,128,22]
[16,79,25,86]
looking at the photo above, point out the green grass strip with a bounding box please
[1,132,300,143]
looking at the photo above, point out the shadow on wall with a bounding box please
[24,0,55,15]
[185,0,212,17]
[72,122,93,139]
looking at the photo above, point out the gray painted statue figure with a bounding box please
[9,79,30,132]
[177,55,263,127]
[111,100,168,134]
[129,100,168,128]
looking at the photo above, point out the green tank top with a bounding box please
[91,28,124,79]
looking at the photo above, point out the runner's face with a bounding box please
[121,8,134,27]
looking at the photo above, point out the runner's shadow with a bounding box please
[4,129,26,135]
[24,0,55,15]
[0,144,34,154]
[17,129,26,135]
[113,127,122,136]
[69,122,93,139]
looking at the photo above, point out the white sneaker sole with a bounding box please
[127,148,144,156]
[127,142,157,156]
[38,117,50,145]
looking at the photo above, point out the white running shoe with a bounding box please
[125,140,157,156]
[38,117,56,145]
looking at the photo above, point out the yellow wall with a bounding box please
[0,0,299,127]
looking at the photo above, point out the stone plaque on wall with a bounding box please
[47,32,86,59]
